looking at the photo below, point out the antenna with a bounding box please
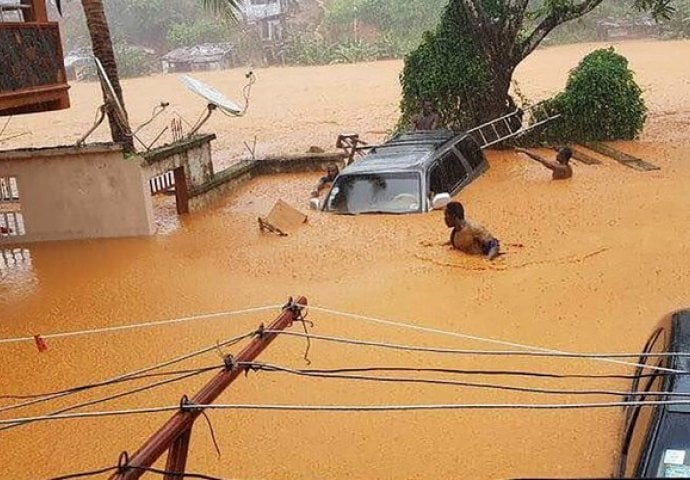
[77,57,170,150]
[179,72,255,137]
[94,57,131,134]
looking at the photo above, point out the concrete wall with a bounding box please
[141,134,216,191]
[188,152,346,212]
[0,143,154,244]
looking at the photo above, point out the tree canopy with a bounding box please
[399,0,677,130]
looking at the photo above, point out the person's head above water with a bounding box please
[557,147,573,165]
[444,201,465,228]
[326,163,339,179]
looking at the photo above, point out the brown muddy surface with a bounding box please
[1,40,690,479]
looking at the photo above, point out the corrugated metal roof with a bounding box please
[162,43,235,64]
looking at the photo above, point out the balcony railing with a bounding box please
[0,2,70,116]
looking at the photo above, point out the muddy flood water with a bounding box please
[2,40,690,479]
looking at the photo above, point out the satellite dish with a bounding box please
[179,75,242,115]
[94,56,131,132]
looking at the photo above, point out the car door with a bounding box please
[618,316,672,478]
[438,149,469,195]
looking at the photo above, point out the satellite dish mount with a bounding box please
[179,71,256,138]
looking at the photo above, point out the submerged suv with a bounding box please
[617,309,690,478]
[316,130,488,215]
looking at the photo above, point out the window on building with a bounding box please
[0,176,26,237]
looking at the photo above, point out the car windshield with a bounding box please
[324,172,422,214]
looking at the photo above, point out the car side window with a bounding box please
[429,165,446,195]
[622,326,669,478]
[439,150,468,193]
[624,368,665,477]
[455,137,484,170]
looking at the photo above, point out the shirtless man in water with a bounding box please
[411,99,440,131]
[444,201,500,260]
[516,147,573,180]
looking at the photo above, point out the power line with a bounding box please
[266,329,686,374]
[277,365,670,380]
[0,365,222,401]
[243,361,690,398]
[297,305,687,373]
[0,368,215,432]
[48,466,118,479]
[6,398,690,426]
[0,330,255,415]
[0,304,281,345]
[48,465,227,480]
[197,399,690,411]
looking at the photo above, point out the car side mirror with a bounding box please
[431,193,451,210]
[309,197,321,210]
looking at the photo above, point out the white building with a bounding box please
[239,0,293,41]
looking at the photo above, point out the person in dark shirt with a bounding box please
[311,163,339,198]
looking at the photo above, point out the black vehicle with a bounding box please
[315,130,488,215]
[617,309,690,478]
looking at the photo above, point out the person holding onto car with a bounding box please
[515,147,573,180]
[311,163,339,198]
[443,201,500,260]
[411,99,440,131]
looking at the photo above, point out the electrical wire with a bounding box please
[242,361,690,398]
[127,466,226,479]
[0,368,214,432]
[273,365,673,380]
[0,365,222,401]
[0,330,255,415]
[7,398,690,426]
[267,329,686,374]
[48,465,118,479]
[47,465,227,480]
[0,304,280,345]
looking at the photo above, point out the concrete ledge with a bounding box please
[0,142,122,161]
[142,134,217,165]
[253,152,347,175]
[187,152,347,211]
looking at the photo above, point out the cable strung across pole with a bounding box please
[7,398,690,426]
[0,331,255,415]
[285,306,687,374]
[0,305,281,345]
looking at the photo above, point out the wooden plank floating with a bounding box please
[549,144,602,165]
[583,142,660,171]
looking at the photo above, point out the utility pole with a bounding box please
[109,296,308,480]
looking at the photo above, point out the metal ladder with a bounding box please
[467,103,560,149]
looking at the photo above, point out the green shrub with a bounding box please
[537,47,647,142]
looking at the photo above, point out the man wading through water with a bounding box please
[443,201,501,260]
[516,147,573,180]
[411,99,440,131]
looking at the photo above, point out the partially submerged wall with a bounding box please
[0,144,153,244]
[188,152,346,212]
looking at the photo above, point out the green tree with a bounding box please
[400,0,675,130]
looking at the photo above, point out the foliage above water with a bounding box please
[397,8,489,131]
[537,47,648,142]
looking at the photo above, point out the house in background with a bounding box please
[0,0,70,116]
[240,0,296,43]
[161,43,237,73]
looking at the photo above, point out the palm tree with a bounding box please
[57,0,240,153]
